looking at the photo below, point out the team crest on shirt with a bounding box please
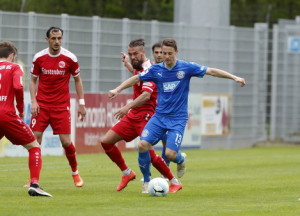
[59,61,66,68]
[177,71,185,79]
[141,129,149,137]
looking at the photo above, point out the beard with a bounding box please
[131,59,143,70]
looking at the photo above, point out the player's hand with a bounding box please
[114,106,130,120]
[108,89,119,99]
[121,52,129,64]
[235,77,246,87]
[78,105,86,122]
[19,112,24,119]
[31,101,40,117]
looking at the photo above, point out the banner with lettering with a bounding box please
[72,93,133,154]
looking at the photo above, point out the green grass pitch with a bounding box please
[0,146,300,216]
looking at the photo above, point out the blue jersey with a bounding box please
[138,60,207,119]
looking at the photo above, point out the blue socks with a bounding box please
[138,151,151,182]
[173,151,184,164]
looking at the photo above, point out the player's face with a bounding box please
[162,46,177,68]
[128,46,145,70]
[153,47,163,63]
[46,31,63,55]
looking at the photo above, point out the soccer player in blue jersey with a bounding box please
[108,38,246,193]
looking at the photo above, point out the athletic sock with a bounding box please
[161,146,170,166]
[63,143,78,172]
[173,151,185,164]
[28,147,42,184]
[122,168,132,176]
[149,149,174,180]
[138,151,151,182]
[170,177,180,185]
[101,142,128,171]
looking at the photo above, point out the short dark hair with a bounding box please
[152,41,162,52]
[128,38,145,48]
[162,38,178,52]
[0,41,17,58]
[46,27,63,38]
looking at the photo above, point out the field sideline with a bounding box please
[0,146,300,216]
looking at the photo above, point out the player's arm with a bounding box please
[13,66,24,118]
[73,75,86,121]
[108,75,140,99]
[29,75,40,117]
[121,52,134,74]
[114,91,151,120]
[205,68,246,87]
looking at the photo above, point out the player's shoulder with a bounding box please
[60,47,78,62]
[4,61,23,71]
[33,48,48,62]
[177,60,194,66]
[178,60,202,69]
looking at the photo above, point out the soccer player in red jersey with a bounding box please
[0,41,52,197]
[101,38,181,193]
[29,27,86,187]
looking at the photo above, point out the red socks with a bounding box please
[101,142,128,171]
[149,149,174,180]
[28,147,42,184]
[63,143,78,172]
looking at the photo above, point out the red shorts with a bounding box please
[30,106,71,134]
[0,117,36,145]
[111,115,149,142]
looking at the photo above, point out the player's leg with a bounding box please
[23,141,52,197]
[138,139,152,193]
[137,119,172,181]
[101,129,129,173]
[30,106,50,145]
[3,119,52,197]
[164,119,187,178]
[59,133,83,187]
[101,116,137,191]
[148,148,174,181]
[139,115,178,193]
[164,129,186,192]
[101,128,136,191]
[51,107,83,187]
[161,134,170,166]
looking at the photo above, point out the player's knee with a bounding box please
[138,140,150,152]
[24,140,40,150]
[165,149,176,161]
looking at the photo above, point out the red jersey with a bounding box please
[126,59,157,120]
[0,61,24,121]
[31,47,80,107]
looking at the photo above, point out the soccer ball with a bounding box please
[148,177,169,196]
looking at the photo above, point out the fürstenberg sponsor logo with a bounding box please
[42,67,65,75]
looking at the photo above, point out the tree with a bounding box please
[231,0,300,27]
[1,0,300,26]
[0,0,174,22]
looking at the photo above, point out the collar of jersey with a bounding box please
[163,60,178,71]
[47,47,62,57]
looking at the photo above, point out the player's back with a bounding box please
[0,61,23,120]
